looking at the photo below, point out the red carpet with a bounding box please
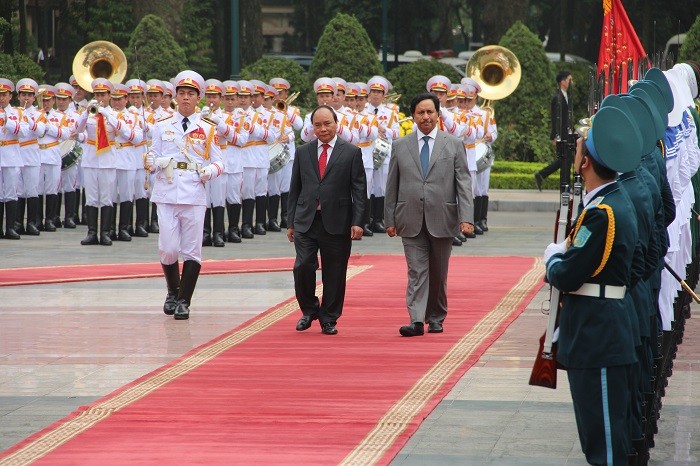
[0,255,543,465]
[0,257,294,287]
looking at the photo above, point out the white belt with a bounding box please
[568,283,626,299]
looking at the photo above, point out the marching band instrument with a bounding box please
[273,91,301,113]
[59,139,83,171]
[72,41,128,92]
[466,45,521,172]
[268,142,291,173]
[371,137,391,169]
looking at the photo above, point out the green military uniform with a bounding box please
[545,106,642,465]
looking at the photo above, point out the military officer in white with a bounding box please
[107,83,143,242]
[54,82,81,229]
[125,78,151,237]
[269,77,303,229]
[365,76,400,234]
[0,79,28,239]
[75,78,117,246]
[161,82,176,116]
[36,85,68,232]
[262,84,288,232]
[15,78,45,235]
[145,70,224,320]
[219,80,249,243]
[301,78,357,144]
[69,74,89,224]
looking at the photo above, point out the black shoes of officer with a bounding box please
[162,262,180,316]
[81,206,99,245]
[241,224,254,239]
[254,223,267,235]
[227,226,242,243]
[321,323,338,335]
[363,224,374,237]
[266,218,281,232]
[428,322,443,333]
[296,315,316,331]
[213,232,226,247]
[400,322,424,337]
[173,260,201,320]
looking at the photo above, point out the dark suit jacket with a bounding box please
[550,89,570,140]
[385,130,473,238]
[287,137,366,235]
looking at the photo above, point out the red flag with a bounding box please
[597,0,647,95]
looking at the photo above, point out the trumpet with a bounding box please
[87,100,102,115]
[273,91,301,113]
[384,93,401,103]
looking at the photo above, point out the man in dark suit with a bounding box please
[535,71,573,190]
[384,93,474,337]
[287,105,367,335]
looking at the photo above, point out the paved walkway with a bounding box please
[0,196,697,464]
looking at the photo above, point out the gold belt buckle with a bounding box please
[176,162,188,170]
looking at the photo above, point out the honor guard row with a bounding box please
[543,63,700,466]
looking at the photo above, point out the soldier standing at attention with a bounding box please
[544,106,642,466]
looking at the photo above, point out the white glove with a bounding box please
[544,240,567,264]
[45,124,60,138]
[144,152,155,170]
[208,112,220,124]
[201,106,211,118]
[155,157,172,169]
[97,105,109,117]
[199,165,215,182]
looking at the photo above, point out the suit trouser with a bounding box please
[267,169,283,196]
[371,162,388,196]
[363,167,375,198]
[134,168,148,200]
[279,157,293,193]
[567,365,632,466]
[293,211,352,325]
[401,222,452,324]
[539,157,563,180]
[157,202,206,265]
[115,169,136,202]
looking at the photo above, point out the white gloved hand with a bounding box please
[201,106,211,118]
[544,240,567,264]
[155,157,172,169]
[45,124,60,138]
[144,152,155,170]
[97,105,108,117]
[199,165,215,182]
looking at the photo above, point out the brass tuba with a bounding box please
[465,45,521,112]
[72,41,128,92]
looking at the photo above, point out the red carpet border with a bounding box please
[0,255,544,465]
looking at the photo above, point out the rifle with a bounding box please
[529,130,579,389]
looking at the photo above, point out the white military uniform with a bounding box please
[0,104,27,202]
[150,112,223,264]
[471,104,498,196]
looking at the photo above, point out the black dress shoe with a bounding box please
[118,229,132,242]
[456,231,467,242]
[241,224,254,239]
[64,218,77,229]
[202,233,213,246]
[254,223,267,235]
[134,226,149,237]
[534,173,543,192]
[227,227,242,243]
[464,230,476,239]
[25,223,40,236]
[452,236,462,246]
[321,323,338,335]
[479,219,489,232]
[163,293,178,315]
[296,315,315,331]
[266,219,281,232]
[4,228,20,240]
[44,219,56,232]
[174,300,190,320]
[474,223,483,235]
[428,322,443,333]
[400,322,424,337]
[213,232,226,247]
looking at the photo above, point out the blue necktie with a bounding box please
[420,135,430,175]
[182,117,189,132]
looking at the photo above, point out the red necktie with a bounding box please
[319,143,329,178]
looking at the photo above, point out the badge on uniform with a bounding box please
[573,225,592,248]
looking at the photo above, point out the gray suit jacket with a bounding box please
[384,129,473,238]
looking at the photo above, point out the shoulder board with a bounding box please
[585,196,605,210]
[156,115,173,122]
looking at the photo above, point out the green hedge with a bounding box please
[489,160,562,190]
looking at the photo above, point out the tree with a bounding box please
[241,56,310,103]
[82,0,136,50]
[182,0,216,78]
[126,14,187,82]
[239,0,262,67]
[308,13,382,84]
[386,59,462,111]
[680,14,700,62]
[493,21,554,163]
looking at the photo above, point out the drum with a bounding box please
[59,139,83,171]
[372,137,391,169]
[268,143,290,174]
[475,142,495,173]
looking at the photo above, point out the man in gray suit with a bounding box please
[385,93,474,337]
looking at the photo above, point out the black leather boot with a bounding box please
[226,203,242,243]
[80,189,87,225]
[16,197,26,234]
[279,192,289,229]
[99,205,113,246]
[134,198,149,237]
[118,201,132,241]
[108,203,117,240]
[53,192,63,228]
[4,200,20,239]
[149,202,159,233]
[25,197,40,235]
[472,196,483,236]
[162,262,180,315]
[0,202,4,237]
[63,191,77,228]
[81,206,99,245]
[480,195,489,231]
[266,194,281,231]
[37,194,44,230]
[254,195,267,235]
[212,206,226,247]
[44,194,57,232]
[202,207,213,246]
[241,199,255,238]
[371,196,386,233]
[174,260,201,320]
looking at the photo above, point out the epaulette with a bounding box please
[156,115,173,123]
[585,196,605,210]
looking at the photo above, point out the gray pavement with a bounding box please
[1,188,697,464]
